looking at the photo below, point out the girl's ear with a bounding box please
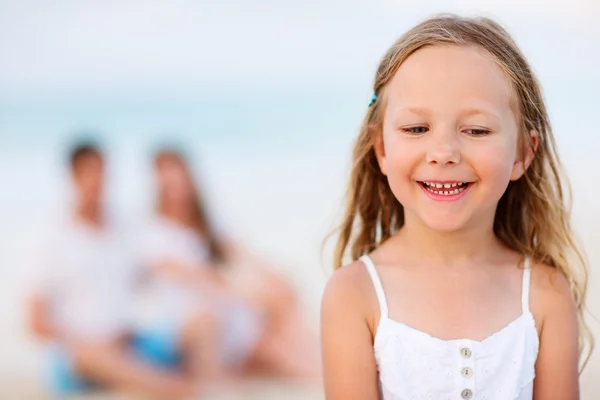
[510,129,539,181]
[373,129,387,176]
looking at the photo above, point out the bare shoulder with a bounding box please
[530,262,573,302]
[529,262,576,328]
[528,261,579,398]
[322,259,375,311]
[321,259,379,331]
[321,259,382,399]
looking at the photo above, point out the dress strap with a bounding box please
[521,257,532,314]
[360,255,389,319]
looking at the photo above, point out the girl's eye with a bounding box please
[402,126,429,134]
[465,128,491,136]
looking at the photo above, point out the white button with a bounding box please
[461,389,473,399]
[460,347,472,358]
[461,367,473,378]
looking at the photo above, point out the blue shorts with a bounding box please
[47,328,182,396]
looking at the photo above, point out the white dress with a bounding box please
[361,255,539,400]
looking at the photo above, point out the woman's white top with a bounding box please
[135,217,263,368]
[361,255,539,400]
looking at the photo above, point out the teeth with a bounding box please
[422,181,470,191]
[422,182,469,196]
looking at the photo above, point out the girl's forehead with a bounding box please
[385,45,516,116]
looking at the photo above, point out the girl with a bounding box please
[135,149,320,385]
[321,15,591,400]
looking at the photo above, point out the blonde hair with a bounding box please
[332,14,592,369]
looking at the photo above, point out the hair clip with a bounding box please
[368,93,378,107]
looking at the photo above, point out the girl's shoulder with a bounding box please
[321,258,382,334]
[325,259,373,295]
[529,261,573,305]
[528,261,575,331]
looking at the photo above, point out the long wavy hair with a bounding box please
[331,14,592,370]
[154,149,226,265]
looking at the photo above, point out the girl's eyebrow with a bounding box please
[459,107,502,123]
[391,106,503,123]
[395,107,431,117]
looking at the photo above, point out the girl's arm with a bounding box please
[532,266,580,400]
[321,263,380,400]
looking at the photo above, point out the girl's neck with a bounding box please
[395,213,503,267]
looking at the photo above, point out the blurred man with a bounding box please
[25,141,202,398]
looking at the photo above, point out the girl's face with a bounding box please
[376,44,534,233]
[156,157,196,207]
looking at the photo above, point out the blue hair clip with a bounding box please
[368,93,378,107]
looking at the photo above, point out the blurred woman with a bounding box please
[135,148,320,383]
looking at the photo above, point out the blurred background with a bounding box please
[0,0,598,399]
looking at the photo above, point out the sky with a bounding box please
[0,0,598,103]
